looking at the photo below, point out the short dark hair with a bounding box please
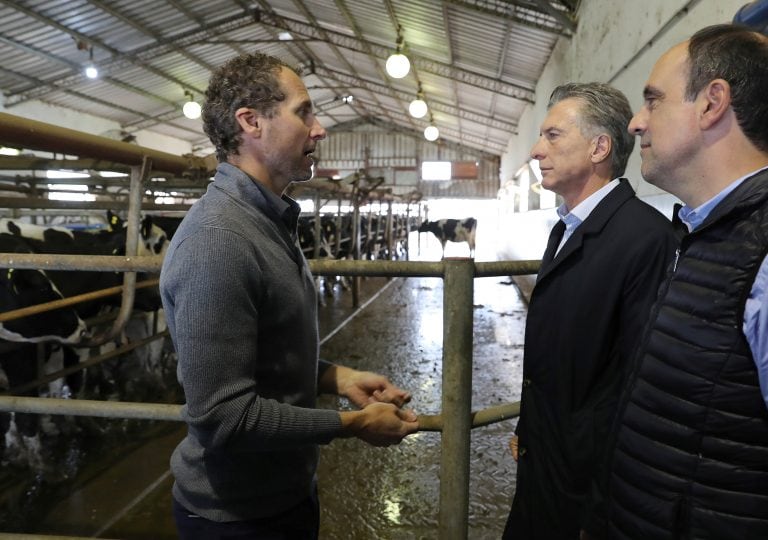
[686,24,768,151]
[548,82,635,178]
[202,53,300,162]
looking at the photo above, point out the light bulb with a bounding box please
[409,98,428,118]
[85,64,99,79]
[424,125,439,142]
[183,100,202,120]
[386,53,411,78]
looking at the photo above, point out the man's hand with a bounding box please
[322,365,412,408]
[509,434,519,461]
[340,402,419,447]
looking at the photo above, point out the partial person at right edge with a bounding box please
[605,24,768,539]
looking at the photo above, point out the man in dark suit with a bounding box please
[503,82,678,539]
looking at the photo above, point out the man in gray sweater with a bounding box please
[160,52,419,539]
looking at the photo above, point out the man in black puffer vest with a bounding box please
[605,24,768,539]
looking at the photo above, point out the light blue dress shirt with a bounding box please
[554,179,620,255]
[678,166,768,409]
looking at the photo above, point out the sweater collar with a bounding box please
[213,162,302,236]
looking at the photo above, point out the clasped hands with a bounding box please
[328,365,419,447]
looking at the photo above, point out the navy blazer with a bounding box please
[508,178,678,538]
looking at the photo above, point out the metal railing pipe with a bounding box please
[439,258,475,539]
[0,256,540,277]
[0,253,163,272]
[309,259,444,277]
[1,330,169,396]
[418,401,520,432]
[0,279,159,323]
[81,162,147,347]
[0,111,212,175]
[0,395,182,421]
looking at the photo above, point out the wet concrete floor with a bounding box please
[1,256,528,539]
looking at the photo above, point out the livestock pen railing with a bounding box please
[0,255,540,540]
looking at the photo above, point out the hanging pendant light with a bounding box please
[84,47,99,79]
[409,83,428,118]
[386,29,411,79]
[424,125,439,142]
[182,90,202,119]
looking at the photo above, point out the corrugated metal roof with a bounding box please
[0,0,580,158]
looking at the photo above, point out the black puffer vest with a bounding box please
[608,169,768,540]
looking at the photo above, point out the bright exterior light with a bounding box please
[424,125,439,142]
[85,64,99,79]
[421,161,451,180]
[183,99,202,119]
[409,98,428,118]
[278,32,294,41]
[385,53,410,78]
[46,170,90,179]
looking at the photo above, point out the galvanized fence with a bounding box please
[0,255,539,540]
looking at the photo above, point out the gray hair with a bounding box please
[548,82,635,178]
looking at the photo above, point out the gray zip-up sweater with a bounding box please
[160,162,342,522]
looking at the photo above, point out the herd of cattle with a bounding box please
[0,210,477,470]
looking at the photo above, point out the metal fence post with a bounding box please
[439,258,474,539]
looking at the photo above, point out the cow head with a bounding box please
[140,216,168,256]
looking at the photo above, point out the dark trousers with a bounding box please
[173,487,320,540]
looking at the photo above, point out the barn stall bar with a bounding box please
[0,258,539,540]
[290,171,423,306]
[0,112,207,346]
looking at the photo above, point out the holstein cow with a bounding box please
[418,218,477,258]
[297,215,351,304]
[0,214,169,469]
[0,232,88,469]
[0,214,168,318]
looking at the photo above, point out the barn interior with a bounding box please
[0,1,761,538]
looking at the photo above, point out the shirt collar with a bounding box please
[678,165,768,232]
[252,181,301,236]
[556,178,620,229]
[216,162,302,236]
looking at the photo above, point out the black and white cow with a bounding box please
[0,232,89,469]
[418,218,477,258]
[0,214,168,318]
[0,214,170,469]
[0,232,86,344]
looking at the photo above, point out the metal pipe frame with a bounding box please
[81,161,146,347]
[1,330,169,397]
[0,112,213,176]
[0,257,539,538]
[0,278,159,324]
[0,256,540,277]
[0,393,519,430]
[440,259,475,539]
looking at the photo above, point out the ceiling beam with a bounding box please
[0,33,180,110]
[85,0,217,72]
[315,67,518,133]
[2,6,256,106]
[327,116,504,159]
[255,10,535,103]
[444,0,573,35]
[526,0,577,33]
